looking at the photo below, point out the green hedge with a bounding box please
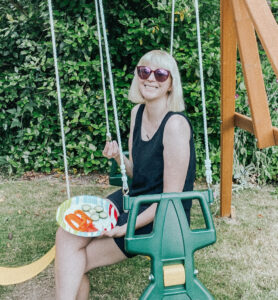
[0,0,277,183]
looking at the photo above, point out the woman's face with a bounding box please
[137,64,172,102]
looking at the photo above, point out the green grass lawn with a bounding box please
[0,175,278,299]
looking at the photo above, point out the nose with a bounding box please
[147,71,156,81]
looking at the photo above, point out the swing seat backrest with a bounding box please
[124,190,216,299]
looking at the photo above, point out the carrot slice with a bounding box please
[74,210,92,222]
[87,222,98,232]
[65,214,83,231]
[65,210,98,233]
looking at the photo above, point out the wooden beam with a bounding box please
[244,0,278,78]
[231,0,275,149]
[220,0,237,217]
[274,127,278,145]
[234,112,254,134]
[234,114,278,146]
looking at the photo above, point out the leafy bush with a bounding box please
[0,0,277,184]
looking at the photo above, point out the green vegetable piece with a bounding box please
[99,212,108,219]
[82,204,91,212]
[90,208,96,214]
[95,206,103,213]
[91,214,99,221]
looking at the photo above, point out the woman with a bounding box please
[55,50,196,300]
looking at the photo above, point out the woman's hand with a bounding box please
[102,139,134,178]
[102,140,120,160]
[100,225,126,238]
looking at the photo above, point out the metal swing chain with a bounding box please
[97,0,129,194]
[95,0,111,142]
[48,0,71,199]
[194,0,213,187]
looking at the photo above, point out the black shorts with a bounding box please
[107,189,153,258]
[107,189,191,258]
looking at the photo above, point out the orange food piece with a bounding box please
[65,210,98,233]
[74,210,92,222]
[65,214,84,231]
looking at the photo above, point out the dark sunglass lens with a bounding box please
[137,67,151,79]
[154,69,169,82]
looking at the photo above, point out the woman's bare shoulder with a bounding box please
[164,114,191,138]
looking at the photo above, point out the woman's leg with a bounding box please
[76,237,127,300]
[56,189,127,299]
[85,236,127,271]
[55,227,127,300]
[76,274,90,300]
[55,227,92,300]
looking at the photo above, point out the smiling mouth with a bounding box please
[144,84,158,89]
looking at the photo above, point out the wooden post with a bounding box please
[220,0,237,217]
[231,0,275,149]
[274,128,278,145]
[220,0,278,217]
[244,0,278,77]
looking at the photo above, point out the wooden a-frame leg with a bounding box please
[220,0,237,217]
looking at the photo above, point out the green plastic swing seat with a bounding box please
[109,154,216,299]
[123,190,216,300]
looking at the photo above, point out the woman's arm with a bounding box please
[162,114,190,193]
[103,204,157,238]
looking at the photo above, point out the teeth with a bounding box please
[144,84,157,89]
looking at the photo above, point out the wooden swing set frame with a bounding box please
[1,0,278,288]
[220,0,278,217]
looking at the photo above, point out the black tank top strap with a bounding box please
[156,111,177,143]
[133,104,145,139]
[155,110,194,144]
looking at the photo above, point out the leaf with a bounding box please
[239,81,246,91]
[6,14,14,22]
[11,119,21,128]
[207,66,214,77]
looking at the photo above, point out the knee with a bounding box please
[55,227,75,249]
[55,227,66,248]
[55,227,90,253]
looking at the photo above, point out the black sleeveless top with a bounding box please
[130,104,196,206]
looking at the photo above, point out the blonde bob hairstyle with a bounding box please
[128,50,185,112]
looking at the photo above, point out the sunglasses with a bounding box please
[137,66,170,82]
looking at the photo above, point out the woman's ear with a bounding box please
[168,77,173,92]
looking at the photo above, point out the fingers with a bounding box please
[101,230,113,238]
[102,140,120,159]
[99,229,114,238]
[100,226,124,238]
[102,142,109,158]
[102,141,111,158]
